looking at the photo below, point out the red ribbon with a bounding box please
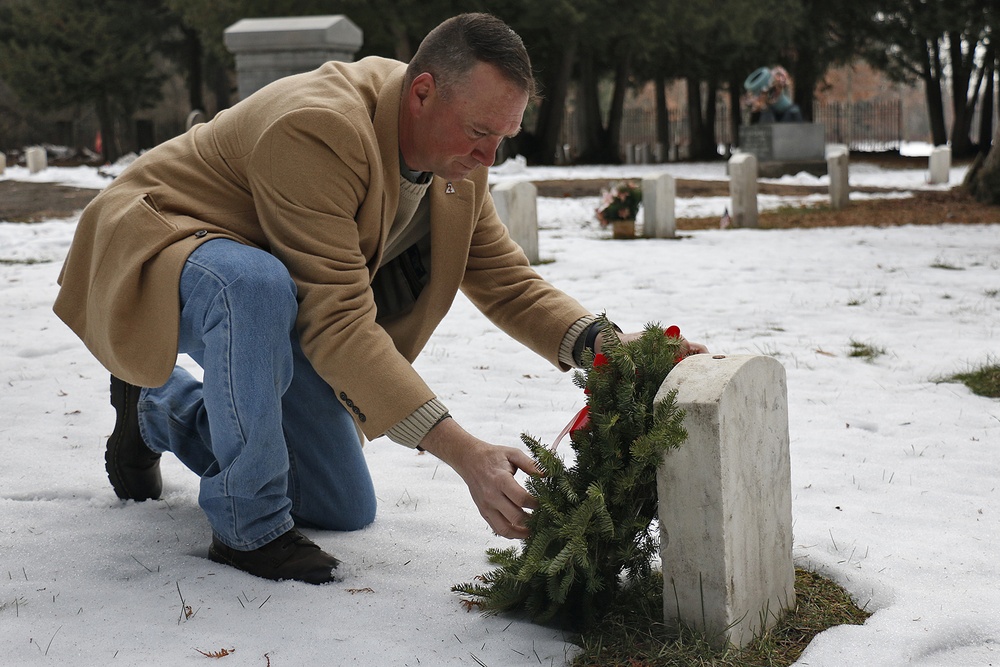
[551,406,589,453]
[551,354,607,451]
[551,327,682,452]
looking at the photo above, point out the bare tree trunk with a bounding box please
[183,26,204,112]
[95,96,119,163]
[922,37,948,146]
[728,76,742,153]
[655,74,670,159]
[389,19,413,62]
[701,78,719,158]
[948,30,983,157]
[965,110,1000,204]
[604,47,632,163]
[532,41,577,165]
[576,50,604,163]
[686,77,704,159]
[978,53,995,154]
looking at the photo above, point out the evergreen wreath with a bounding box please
[453,318,689,630]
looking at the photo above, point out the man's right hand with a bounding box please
[419,417,540,539]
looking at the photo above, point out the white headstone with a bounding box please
[656,354,795,649]
[827,144,850,210]
[0,151,6,175]
[641,173,676,239]
[728,153,758,228]
[928,145,951,184]
[491,180,539,264]
[25,146,47,174]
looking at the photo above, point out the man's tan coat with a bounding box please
[54,56,590,440]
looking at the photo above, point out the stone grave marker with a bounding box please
[641,173,676,239]
[656,354,795,649]
[928,146,951,185]
[728,153,759,228]
[827,144,850,210]
[26,146,47,174]
[491,180,539,264]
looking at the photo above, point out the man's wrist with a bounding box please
[386,398,450,449]
[582,321,623,357]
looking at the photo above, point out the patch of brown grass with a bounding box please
[679,188,1000,231]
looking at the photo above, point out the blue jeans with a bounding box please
[137,239,377,550]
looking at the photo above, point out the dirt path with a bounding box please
[0,181,102,223]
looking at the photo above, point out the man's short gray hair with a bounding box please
[405,13,537,102]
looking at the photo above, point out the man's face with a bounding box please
[406,62,528,181]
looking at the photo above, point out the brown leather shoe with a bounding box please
[106,375,162,501]
[208,529,341,584]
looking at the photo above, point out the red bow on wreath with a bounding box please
[551,326,684,452]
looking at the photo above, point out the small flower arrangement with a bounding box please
[595,180,642,227]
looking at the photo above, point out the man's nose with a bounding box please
[472,136,503,167]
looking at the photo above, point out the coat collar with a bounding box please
[372,64,407,267]
[427,175,476,291]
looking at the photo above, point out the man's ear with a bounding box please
[409,72,435,111]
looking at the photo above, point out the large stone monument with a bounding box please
[224,16,363,100]
[656,354,795,649]
[739,123,827,178]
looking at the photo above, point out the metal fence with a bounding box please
[558,98,903,163]
[814,100,903,153]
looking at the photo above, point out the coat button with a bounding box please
[194,230,208,238]
[351,406,360,415]
[339,392,348,400]
[359,414,366,422]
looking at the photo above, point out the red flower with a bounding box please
[593,353,609,367]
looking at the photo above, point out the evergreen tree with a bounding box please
[453,319,688,630]
[863,0,995,154]
[0,0,175,161]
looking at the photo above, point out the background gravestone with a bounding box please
[728,153,759,228]
[641,173,676,239]
[827,144,850,210]
[491,181,539,264]
[224,15,363,100]
[928,146,951,185]
[25,146,47,174]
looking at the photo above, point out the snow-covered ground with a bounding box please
[1,153,998,666]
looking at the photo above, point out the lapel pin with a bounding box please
[445,182,455,194]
